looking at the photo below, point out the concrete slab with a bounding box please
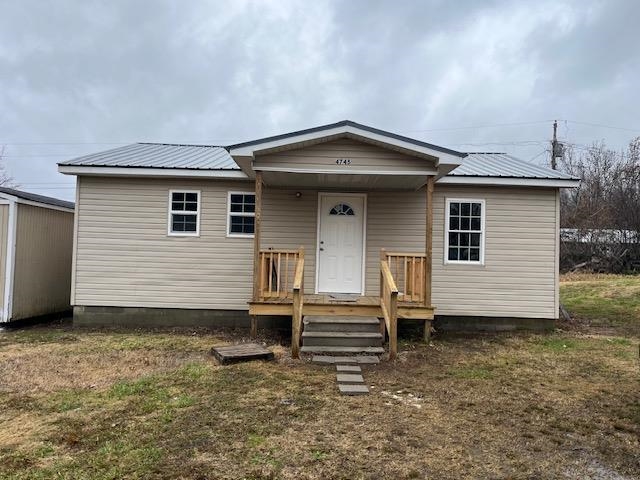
[311,355,380,365]
[337,373,365,383]
[339,384,369,395]
[336,364,361,373]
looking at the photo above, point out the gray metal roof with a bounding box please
[60,143,239,170]
[450,153,577,179]
[59,141,576,181]
[0,187,75,210]
[227,120,467,158]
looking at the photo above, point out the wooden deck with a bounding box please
[249,294,435,320]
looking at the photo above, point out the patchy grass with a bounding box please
[0,282,638,480]
[560,273,640,335]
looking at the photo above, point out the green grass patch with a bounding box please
[561,275,640,334]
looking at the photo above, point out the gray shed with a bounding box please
[0,187,75,323]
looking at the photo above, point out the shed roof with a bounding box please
[0,187,75,210]
[60,143,238,170]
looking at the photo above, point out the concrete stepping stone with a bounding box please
[336,364,361,373]
[311,355,379,364]
[336,373,365,384]
[339,383,369,395]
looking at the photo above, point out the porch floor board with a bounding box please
[249,295,434,319]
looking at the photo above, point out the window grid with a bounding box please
[228,192,256,237]
[446,199,484,264]
[168,190,200,236]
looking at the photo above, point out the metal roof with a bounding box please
[58,141,577,182]
[59,143,239,170]
[450,153,577,180]
[227,120,467,158]
[0,187,75,210]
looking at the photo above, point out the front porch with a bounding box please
[229,127,452,360]
[249,174,436,360]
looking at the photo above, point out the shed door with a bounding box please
[317,194,365,294]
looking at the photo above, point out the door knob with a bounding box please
[319,248,324,251]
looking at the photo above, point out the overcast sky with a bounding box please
[1,0,638,200]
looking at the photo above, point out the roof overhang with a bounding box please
[437,176,581,188]
[58,165,248,179]
[228,121,466,175]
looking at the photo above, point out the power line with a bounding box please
[564,120,640,133]
[403,120,553,133]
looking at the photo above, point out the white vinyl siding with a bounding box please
[254,138,437,174]
[365,186,558,319]
[74,177,559,319]
[74,177,254,310]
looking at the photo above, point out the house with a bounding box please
[0,187,75,323]
[58,121,579,358]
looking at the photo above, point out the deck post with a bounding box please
[252,171,263,302]
[425,176,434,341]
[251,172,263,338]
[379,248,387,341]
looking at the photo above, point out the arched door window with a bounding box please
[329,204,355,216]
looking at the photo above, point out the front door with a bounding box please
[317,193,365,294]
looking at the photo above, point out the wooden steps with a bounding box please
[302,315,384,356]
[300,346,385,354]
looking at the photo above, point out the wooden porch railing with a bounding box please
[380,254,399,360]
[291,250,305,359]
[382,250,428,305]
[258,248,303,299]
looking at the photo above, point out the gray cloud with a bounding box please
[1,0,638,200]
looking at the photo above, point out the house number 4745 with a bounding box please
[336,158,352,165]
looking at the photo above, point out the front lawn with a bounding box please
[0,274,637,479]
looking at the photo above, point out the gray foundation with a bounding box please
[433,315,556,332]
[73,306,290,330]
[73,306,555,333]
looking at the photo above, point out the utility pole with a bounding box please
[551,120,559,170]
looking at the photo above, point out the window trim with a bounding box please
[167,189,201,237]
[444,197,486,265]
[226,191,256,238]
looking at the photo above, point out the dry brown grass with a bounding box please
[0,320,638,479]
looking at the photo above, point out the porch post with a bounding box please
[424,176,434,341]
[252,171,263,301]
[251,171,263,337]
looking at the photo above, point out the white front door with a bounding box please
[317,194,365,294]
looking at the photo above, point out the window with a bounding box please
[329,203,354,216]
[445,199,484,264]
[168,190,200,236]
[227,192,255,237]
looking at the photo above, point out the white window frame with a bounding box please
[227,191,256,238]
[444,198,486,265]
[167,189,201,237]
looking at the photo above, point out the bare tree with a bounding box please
[559,137,640,272]
[0,146,18,188]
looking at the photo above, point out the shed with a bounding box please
[0,187,75,323]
